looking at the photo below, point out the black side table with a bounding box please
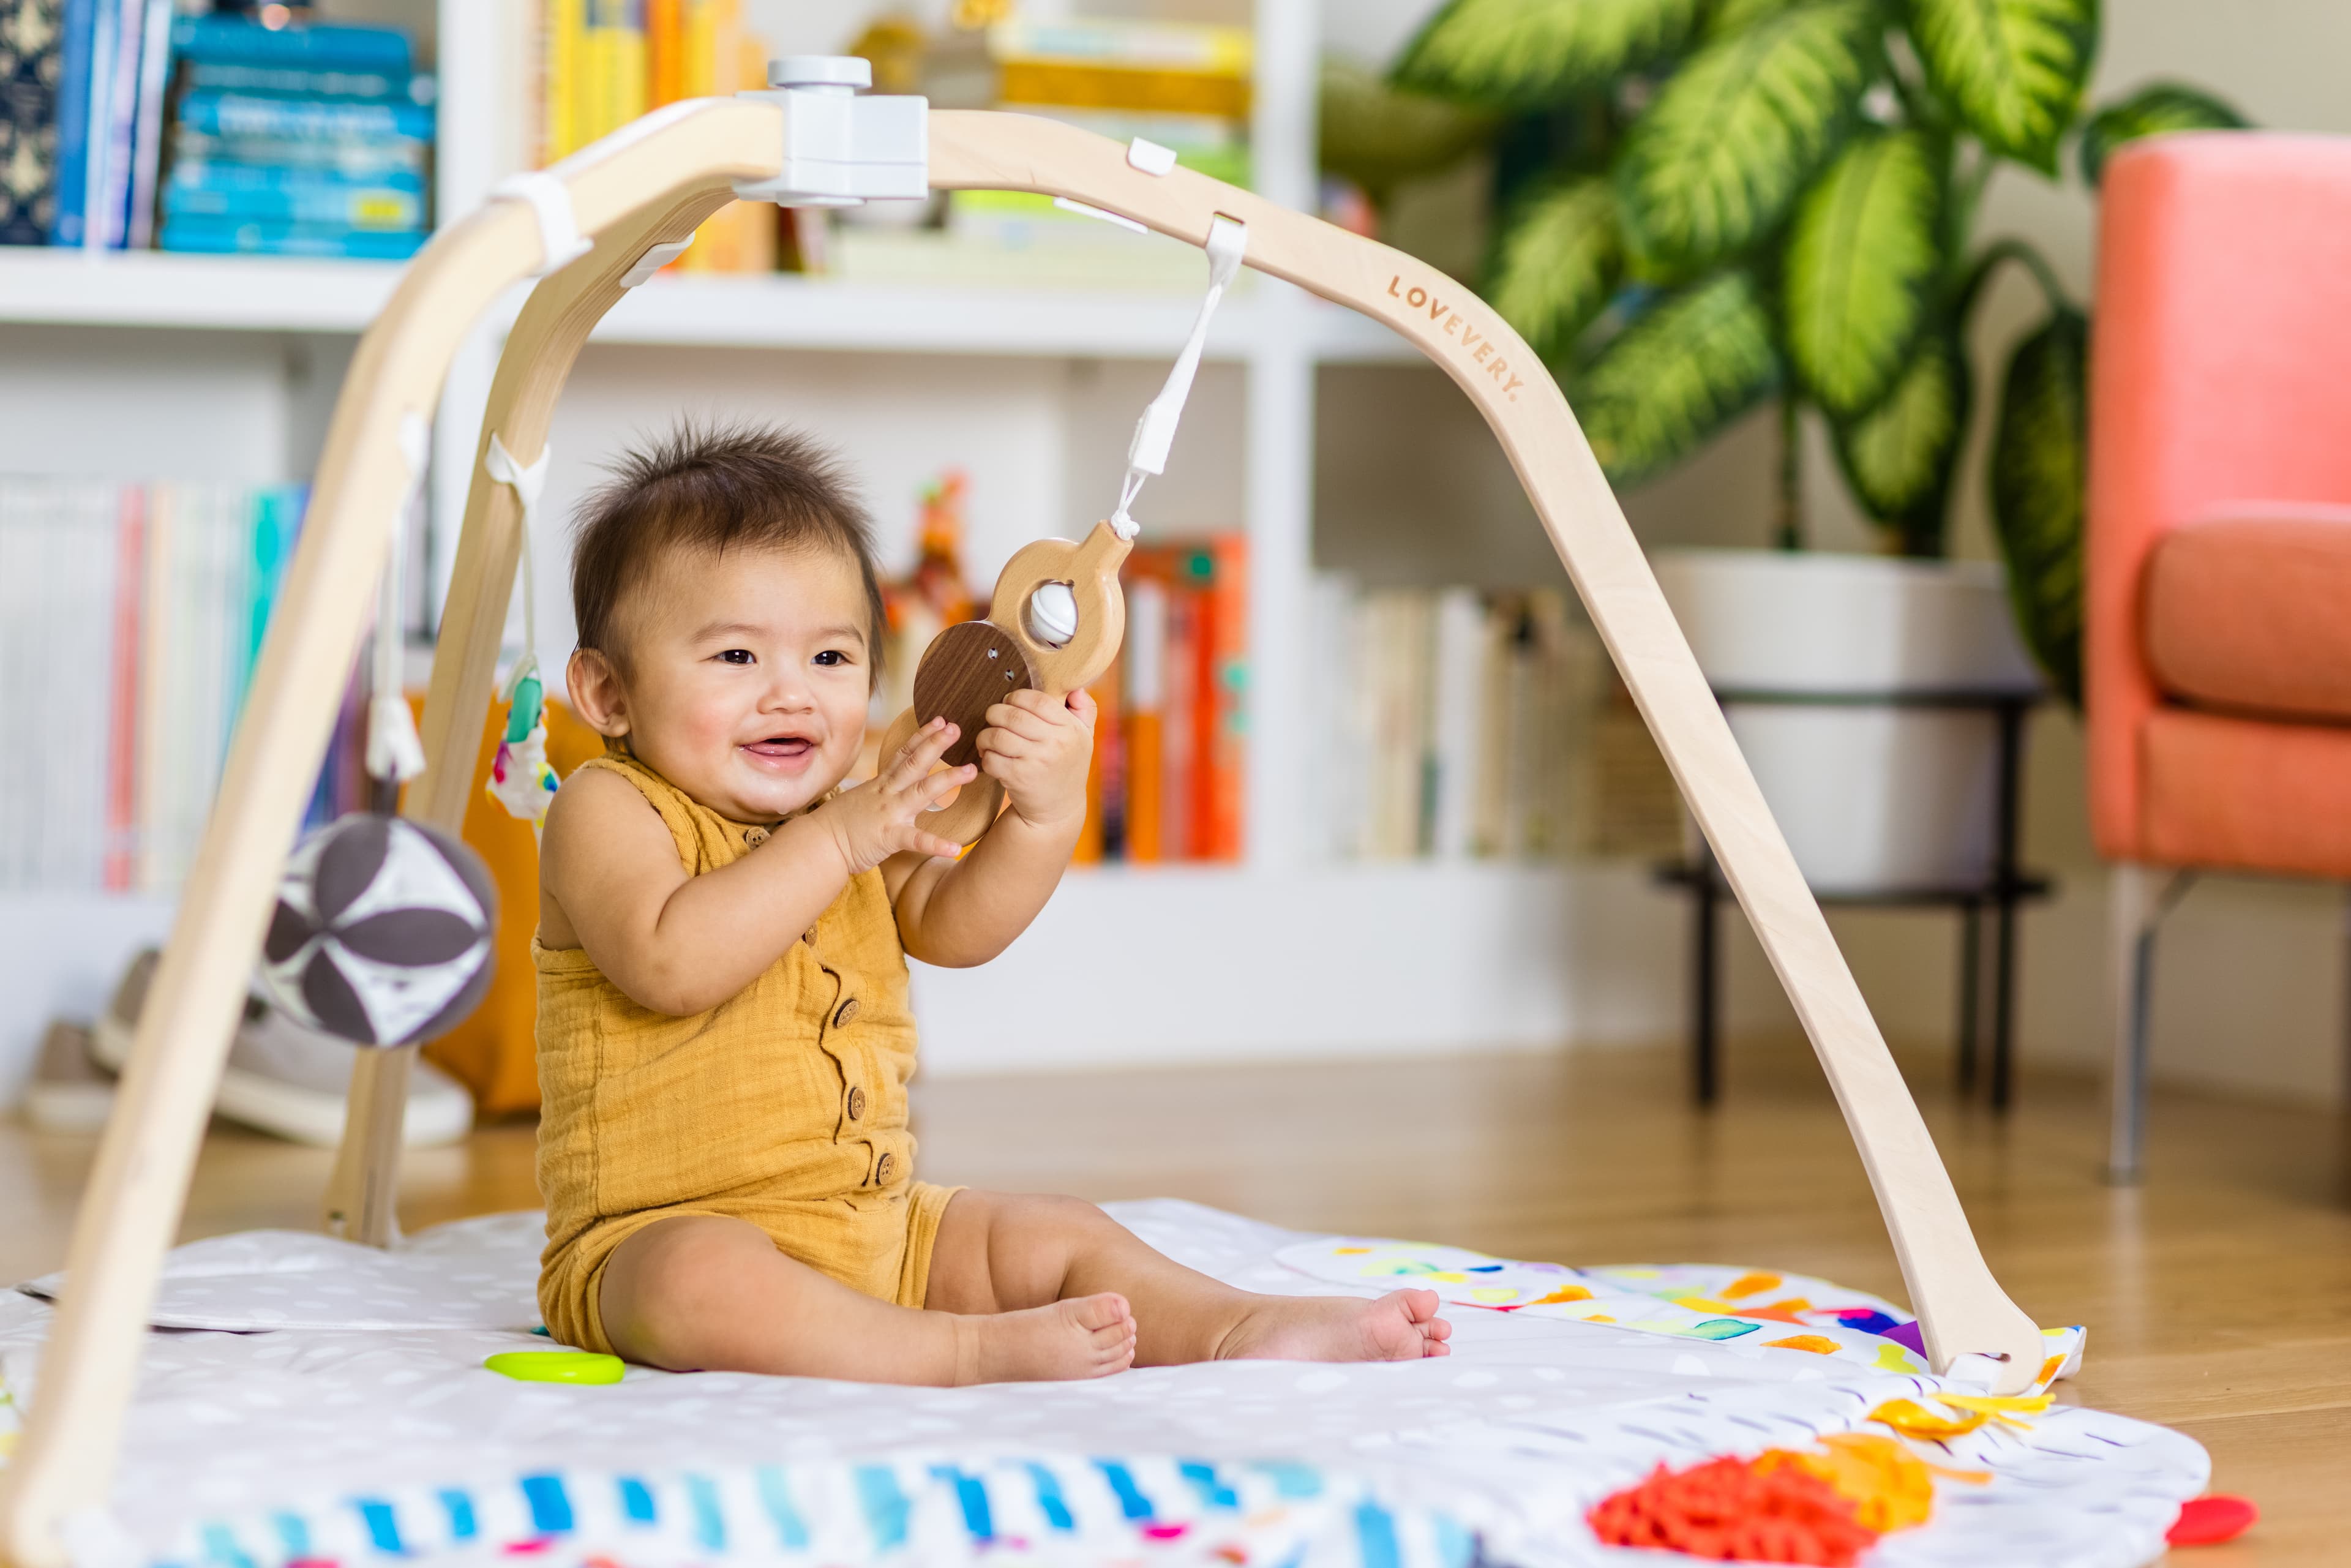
[1655,689,2053,1111]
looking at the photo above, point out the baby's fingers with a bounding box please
[889,717,960,781]
[913,762,978,809]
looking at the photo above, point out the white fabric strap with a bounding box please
[1111,214,1248,539]
[491,171,593,276]
[366,412,432,786]
[484,433,550,697]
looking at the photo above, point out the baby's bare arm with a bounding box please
[543,724,970,1015]
[886,689,1094,967]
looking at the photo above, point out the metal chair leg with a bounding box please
[2107,864,2194,1183]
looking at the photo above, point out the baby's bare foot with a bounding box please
[1218,1289,1452,1363]
[964,1292,1136,1384]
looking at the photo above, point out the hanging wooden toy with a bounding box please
[875,215,1247,845]
[481,434,560,837]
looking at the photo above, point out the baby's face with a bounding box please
[597,541,872,824]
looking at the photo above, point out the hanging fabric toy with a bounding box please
[482,433,560,839]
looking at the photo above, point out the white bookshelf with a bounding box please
[0,0,1670,1098]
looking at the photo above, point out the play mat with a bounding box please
[0,1201,2202,1568]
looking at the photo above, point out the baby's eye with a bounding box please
[717,648,754,666]
[813,650,850,667]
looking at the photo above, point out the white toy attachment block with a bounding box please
[1128,137,1179,176]
[620,237,694,287]
[732,56,927,207]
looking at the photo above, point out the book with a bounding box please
[88,0,133,247]
[171,15,413,75]
[1202,533,1247,860]
[156,216,427,259]
[47,0,96,245]
[181,62,431,103]
[164,163,427,229]
[580,0,645,150]
[542,0,583,161]
[989,18,1252,121]
[124,0,170,249]
[1121,576,1166,863]
[171,129,429,178]
[0,0,64,244]
[176,88,435,144]
[1428,586,1485,860]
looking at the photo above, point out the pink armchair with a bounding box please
[2088,133,2351,1180]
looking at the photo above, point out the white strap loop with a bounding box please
[492,171,593,277]
[484,433,550,699]
[366,412,432,786]
[1111,214,1248,539]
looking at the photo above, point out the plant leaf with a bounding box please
[1831,327,1971,554]
[1615,0,1883,274]
[1573,271,1781,485]
[1989,307,2087,703]
[2077,81,2248,187]
[1902,0,2097,174]
[1393,0,1706,108]
[1784,129,1945,417]
[1321,56,1501,199]
[1707,0,1800,37]
[1488,175,1624,361]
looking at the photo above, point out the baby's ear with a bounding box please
[566,648,631,739]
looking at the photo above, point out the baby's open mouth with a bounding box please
[743,736,815,760]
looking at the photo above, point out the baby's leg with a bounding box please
[598,1214,1135,1384]
[926,1192,1450,1366]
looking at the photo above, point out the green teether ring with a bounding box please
[484,1350,624,1384]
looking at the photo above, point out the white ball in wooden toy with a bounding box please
[258,814,497,1048]
[1026,581,1080,647]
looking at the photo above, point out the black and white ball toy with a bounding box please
[260,814,498,1047]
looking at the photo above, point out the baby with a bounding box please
[534,422,1450,1384]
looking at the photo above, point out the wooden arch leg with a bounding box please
[322,184,738,1245]
[0,98,788,1568]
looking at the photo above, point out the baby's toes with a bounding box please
[1398,1288,1442,1323]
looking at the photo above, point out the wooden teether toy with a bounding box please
[874,214,1246,847]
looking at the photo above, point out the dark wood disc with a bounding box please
[912,620,1035,768]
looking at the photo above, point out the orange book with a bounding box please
[1074,659,1119,863]
[1203,533,1247,860]
[645,0,684,107]
[103,487,144,891]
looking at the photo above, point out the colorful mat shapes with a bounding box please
[1277,1240,2088,1391]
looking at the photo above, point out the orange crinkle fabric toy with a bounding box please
[1585,1455,1882,1565]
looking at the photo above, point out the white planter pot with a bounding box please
[1652,549,2042,894]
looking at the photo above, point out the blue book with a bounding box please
[176,89,435,144]
[48,0,96,244]
[164,166,426,230]
[172,128,429,178]
[182,62,433,104]
[170,17,411,75]
[157,216,427,260]
[1,0,65,244]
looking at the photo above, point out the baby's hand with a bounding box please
[820,717,973,874]
[977,688,1097,833]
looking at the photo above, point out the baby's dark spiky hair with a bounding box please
[570,420,887,684]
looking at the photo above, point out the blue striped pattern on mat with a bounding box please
[154,1454,1478,1568]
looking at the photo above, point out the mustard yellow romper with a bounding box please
[534,754,959,1354]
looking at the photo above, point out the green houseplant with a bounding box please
[1378,0,2246,705]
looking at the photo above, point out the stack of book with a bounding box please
[157,13,434,260]
[536,0,774,272]
[1307,577,1685,862]
[0,477,361,894]
[825,15,1253,290]
[16,0,177,250]
[1078,536,1248,865]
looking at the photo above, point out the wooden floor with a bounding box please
[6,1045,2347,1564]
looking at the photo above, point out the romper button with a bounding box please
[744,826,769,847]
[874,1152,896,1185]
[847,1086,866,1121]
[833,997,860,1028]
